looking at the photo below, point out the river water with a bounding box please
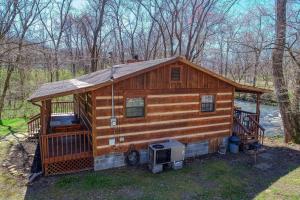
[235,100,283,136]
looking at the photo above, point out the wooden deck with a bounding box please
[30,104,95,176]
[41,129,93,175]
[43,131,92,160]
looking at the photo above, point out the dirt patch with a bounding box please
[1,139,40,181]
[116,186,144,199]
[265,137,300,151]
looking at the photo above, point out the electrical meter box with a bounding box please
[110,117,117,128]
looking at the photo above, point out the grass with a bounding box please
[0,118,28,136]
[200,160,247,199]
[25,157,299,200]
[28,160,250,200]
[255,167,300,200]
[54,167,205,199]
[0,141,298,200]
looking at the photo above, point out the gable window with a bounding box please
[201,95,215,112]
[125,97,145,118]
[171,67,181,81]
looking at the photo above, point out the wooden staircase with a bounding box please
[27,114,41,141]
[233,109,265,146]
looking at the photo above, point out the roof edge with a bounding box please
[28,56,272,102]
[176,57,272,94]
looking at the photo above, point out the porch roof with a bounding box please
[28,56,271,102]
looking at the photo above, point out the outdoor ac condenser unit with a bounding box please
[148,140,185,173]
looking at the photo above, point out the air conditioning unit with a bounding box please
[148,140,185,173]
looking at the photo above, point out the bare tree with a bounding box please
[272,0,300,143]
[0,1,20,119]
[15,0,49,99]
[39,0,73,81]
[80,0,109,72]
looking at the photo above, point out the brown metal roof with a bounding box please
[28,56,271,102]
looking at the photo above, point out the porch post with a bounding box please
[256,93,261,122]
[41,101,46,135]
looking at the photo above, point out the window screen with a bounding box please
[201,95,215,112]
[171,67,181,81]
[126,97,145,118]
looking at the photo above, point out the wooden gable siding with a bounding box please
[92,62,234,156]
[115,62,232,90]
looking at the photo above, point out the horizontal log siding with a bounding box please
[92,62,234,156]
[94,91,233,156]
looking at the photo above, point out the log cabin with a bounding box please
[28,56,271,175]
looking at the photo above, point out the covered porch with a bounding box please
[28,94,94,175]
[232,89,266,148]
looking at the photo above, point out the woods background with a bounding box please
[0,0,299,128]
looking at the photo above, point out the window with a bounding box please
[125,97,145,118]
[171,67,181,81]
[201,95,215,112]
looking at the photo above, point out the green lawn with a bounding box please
[0,118,28,136]
[23,146,300,200]
[25,160,250,200]
[256,168,300,200]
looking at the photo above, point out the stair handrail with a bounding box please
[233,116,253,144]
[28,113,41,121]
[233,116,251,134]
[249,115,265,145]
[248,115,265,131]
[27,113,41,138]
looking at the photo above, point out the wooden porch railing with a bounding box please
[51,101,74,115]
[249,115,265,145]
[234,109,258,125]
[233,116,253,144]
[233,109,265,145]
[27,114,41,139]
[41,130,92,164]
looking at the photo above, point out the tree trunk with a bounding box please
[0,65,14,119]
[272,0,300,143]
[55,50,60,81]
[253,50,260,87]
[225,42,229,77]
[72,63,76,77]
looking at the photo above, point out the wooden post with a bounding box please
[40,100,46,174]
[256,93,261,123]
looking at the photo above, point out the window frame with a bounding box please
[124,96,146,119]
[170,66,183,82]
[199,93,217,114]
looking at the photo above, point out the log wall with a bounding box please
[92,62,234,156]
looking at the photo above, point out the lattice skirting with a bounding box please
[45,157,93,176]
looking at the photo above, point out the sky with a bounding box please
[71,0,274,14]
[72,0,87,11]
[229,0,274,16]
